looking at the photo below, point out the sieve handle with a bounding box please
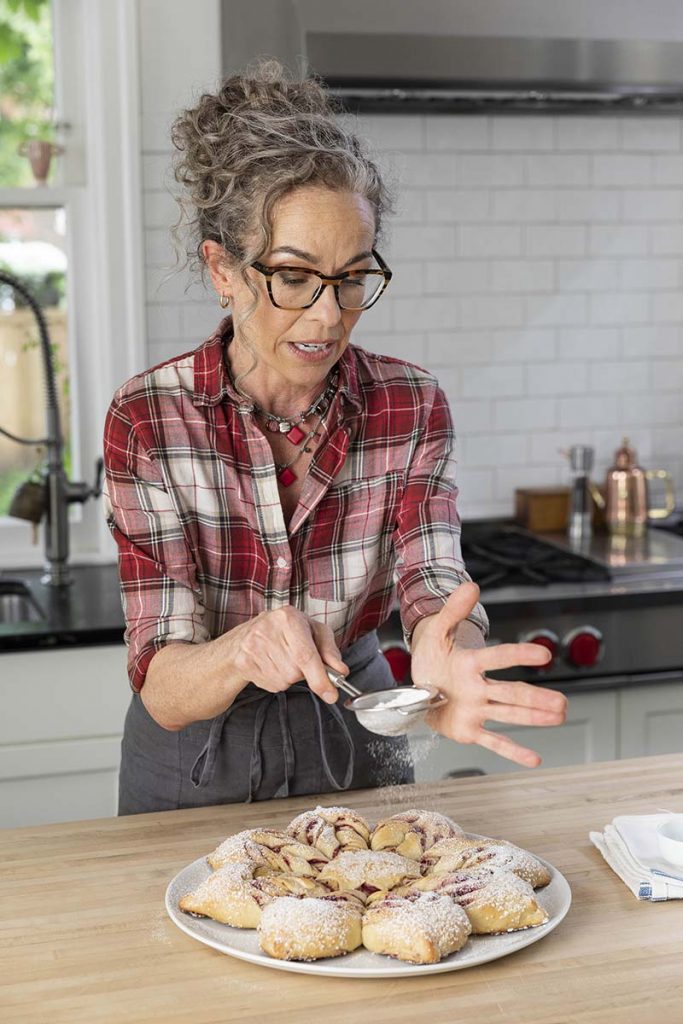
[325,666,363,700]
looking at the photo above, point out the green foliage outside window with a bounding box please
[0,0,54,188]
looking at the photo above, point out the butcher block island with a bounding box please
[3,755,683,1023]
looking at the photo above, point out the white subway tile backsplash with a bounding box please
[526,225,586,256]
[526,362,588,396]
[357,114,424,151]
[428,332,492,366]
[556,118,619,151]
[553,189,620,222]
[621,393,683,426]
[524,293,588,328]
[589,292,650,325]
[448,397,494,433]
[651,224,683,255]
[592,154,652,186]
[621,119,681,152]
[491,117,554,151]
[140,82,683,519]
[589,361,650,393]
[146,303,182,342]
[492,328,556,362]
[460,294,526,329]
[652,360,683,391]
[620,190,683,221]
[494,465,561,501]
[491,189,555,222]
[361,333,428,365]
[462,364,524,398]
[652,291,683,323]
[491,260,554,293]
[143,189,178,229]
[393,296,458,331]
[653,155,683,186]
[621,325,683,358]
[526,154,590,186]
[425,117,488,151]
[424,261,489,295]
[557,259,620,292]
[426,190,490,223]
[391,225,456,259]
[459,225,522,257]
[557,328,620,361]
[464,432,528,467]
[589,224,649,256]
[494,398,556,431]
[456,154,525,187]
[619,259,679,290]
[559,396,620,429]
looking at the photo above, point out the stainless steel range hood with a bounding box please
[221,1,683,116]
[307,33,683,115]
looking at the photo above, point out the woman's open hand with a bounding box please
[410,582,568,767]
[222,606,349,704]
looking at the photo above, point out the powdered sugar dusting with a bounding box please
[363,891,470,960]
[258,895,361,960]
[319,849,421,890]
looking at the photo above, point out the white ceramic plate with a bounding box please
[165,833,571,978]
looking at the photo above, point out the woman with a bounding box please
[103,59,565,815]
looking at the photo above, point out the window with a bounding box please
[0,0,145,569]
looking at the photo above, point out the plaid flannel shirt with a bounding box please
[102,316,488,692]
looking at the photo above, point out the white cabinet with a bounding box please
[619,679,683,759]
[409,690,618,782]
[0,644,130,827]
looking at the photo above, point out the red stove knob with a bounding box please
[563,626,603,668]
[381,644,412,684]
[519,630,559,670]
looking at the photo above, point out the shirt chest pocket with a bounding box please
[307,471,403,603]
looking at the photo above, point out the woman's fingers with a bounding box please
[475,727,542,768]
[483,700,566,728]
[485,679,568,716]
[476,642,553,673]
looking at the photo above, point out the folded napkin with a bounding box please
[590,813,683,901]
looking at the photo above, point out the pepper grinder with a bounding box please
[567,444,594,544]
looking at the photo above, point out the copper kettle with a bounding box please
[605,438,675,536]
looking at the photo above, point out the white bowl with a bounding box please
[656,816,683,867]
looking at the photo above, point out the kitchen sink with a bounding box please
[0,580,45,624]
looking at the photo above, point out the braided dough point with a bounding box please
[179,862,330,928]
[422,836,551,888]
[286,805,371,859]
[396,868,549,934]
[362,892,471,964]
[258,893,364,961]
[318,849,421,895]
[207,829,329,877]
[370,809,464,860]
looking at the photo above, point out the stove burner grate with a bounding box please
[461,526,611,590]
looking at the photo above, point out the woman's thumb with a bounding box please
[437,582,481,633]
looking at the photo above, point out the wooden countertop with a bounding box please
[3,754,683,1023]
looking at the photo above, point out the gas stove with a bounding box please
[378,519,683,694]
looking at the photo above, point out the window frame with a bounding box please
[0,0,146,569]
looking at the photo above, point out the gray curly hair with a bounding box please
[169,56,396,300]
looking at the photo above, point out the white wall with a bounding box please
[138,0,683,519]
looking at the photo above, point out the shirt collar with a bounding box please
[192,314,362,413]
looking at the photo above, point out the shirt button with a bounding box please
[276,556,289,569]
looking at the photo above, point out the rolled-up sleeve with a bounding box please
[102,396,209,692]
[393,384,489,651]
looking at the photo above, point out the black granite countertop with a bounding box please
[0,563,125,652]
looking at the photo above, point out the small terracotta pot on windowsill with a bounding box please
[17,140,64,186]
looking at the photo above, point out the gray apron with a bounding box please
[118,630,415,815]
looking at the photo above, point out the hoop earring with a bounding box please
[219,293,230,309]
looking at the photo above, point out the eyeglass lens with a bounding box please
[270,269,384,309]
